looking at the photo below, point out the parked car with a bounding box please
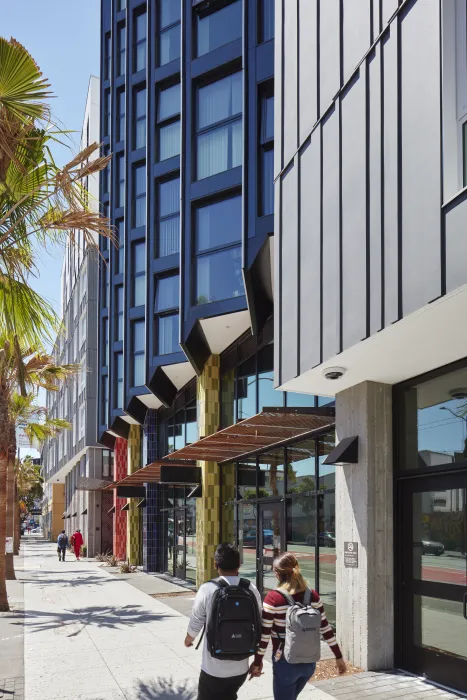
[31,527,42,534]
[306,531,336,548]
[243,528,274,547]
[421,539,444,556]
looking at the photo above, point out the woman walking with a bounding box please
[249,552,346,699]
[71,529,84,561]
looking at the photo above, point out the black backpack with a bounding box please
[199,578,261,661]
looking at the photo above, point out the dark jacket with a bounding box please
[57,533,68,549]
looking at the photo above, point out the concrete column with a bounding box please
[196,355,221,588]
[127,425,142,565]
[335,381,393,670]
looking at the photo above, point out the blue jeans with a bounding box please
[272,654,316,700]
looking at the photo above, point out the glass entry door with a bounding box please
[258,501,285,593]
[400,472,467,692]
[174,509,186,579]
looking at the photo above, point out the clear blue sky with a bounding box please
[3,1,101,311]
[3,2,101,455]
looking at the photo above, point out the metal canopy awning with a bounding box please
[166,407,335,465]
[105,459,200,490]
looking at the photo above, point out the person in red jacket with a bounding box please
[249,552,346,700]
[71,529,84,561]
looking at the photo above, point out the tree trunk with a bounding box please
[5,458,16,580]
[0,446,9,611]
[14,486,20,555]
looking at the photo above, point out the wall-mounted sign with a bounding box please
[344,541,358,568]
[5,537,13,554]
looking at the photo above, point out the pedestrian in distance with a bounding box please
[184,543,262,700]
[249,552,346,700]
[71,529,84,561]
[57,530,68,561]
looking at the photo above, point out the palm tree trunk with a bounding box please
[5,422,16,579]
[5,458,16,580]
[0,445,9,611]
[14,483,20,555]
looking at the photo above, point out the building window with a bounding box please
[132,320,145,386]
[102,261,110,307]
[157,83,180,161]
[132,241,146,307]
[159,0,181,66]
[102,318,109,367]
[194,195,243,305]
[134,11,146,72]
[79,363,86,395]
[104,32,111,80]
[115,353,123,409]
[260,93,274,216]
[259,0,274,42]
[79,405,85,439]
[104,90,111,137]
[117,153,125,207]
[155,274,179,355]
[102,449,113,478]
[117,24,126,77]
[116,219,124,274]
[117,89,125,142]
[157,177,180,257]
[117,0,126,10]
[102,375,109,423]
[196,72,242,180]
[116,285,124,341]
[79,311,86,348]
[134,87,146,150]
[133,164,146,227]
[196,0,242,57]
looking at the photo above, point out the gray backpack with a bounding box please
[276,589,321,664]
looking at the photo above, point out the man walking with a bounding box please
[184,543,262,700]
[71,529,84,561]
[57,530,68,561]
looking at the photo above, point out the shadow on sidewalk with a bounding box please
[6,604,174,637]
[133,678,196,699]
[19,574,123,588]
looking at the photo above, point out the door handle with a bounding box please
[463,592,467,621]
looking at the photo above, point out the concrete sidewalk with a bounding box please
[0,546,25,699]
[4,538,463,700]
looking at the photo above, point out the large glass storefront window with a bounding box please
[163,486,197,583]
[398,365,467,471]
[221,343,318,426]
[220,432,336,622]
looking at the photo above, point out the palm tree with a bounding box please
[0,339,75,608]
[5,392,71,579]
[14,455,42,553]
[0,37,112,609]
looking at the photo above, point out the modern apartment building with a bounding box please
[274,0,467,693]
[42,76,113,555]
[98,0,339,616]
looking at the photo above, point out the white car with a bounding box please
[31,527,42,534]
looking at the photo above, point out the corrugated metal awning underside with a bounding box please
[104,459,199,490]
[166,408,336,465]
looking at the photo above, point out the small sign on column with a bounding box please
[344,541,358,568]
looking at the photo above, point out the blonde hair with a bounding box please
[273,552,308,594]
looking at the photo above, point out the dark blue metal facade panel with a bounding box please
[99,0,274,432]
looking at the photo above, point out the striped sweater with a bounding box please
[254,588,342,666]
